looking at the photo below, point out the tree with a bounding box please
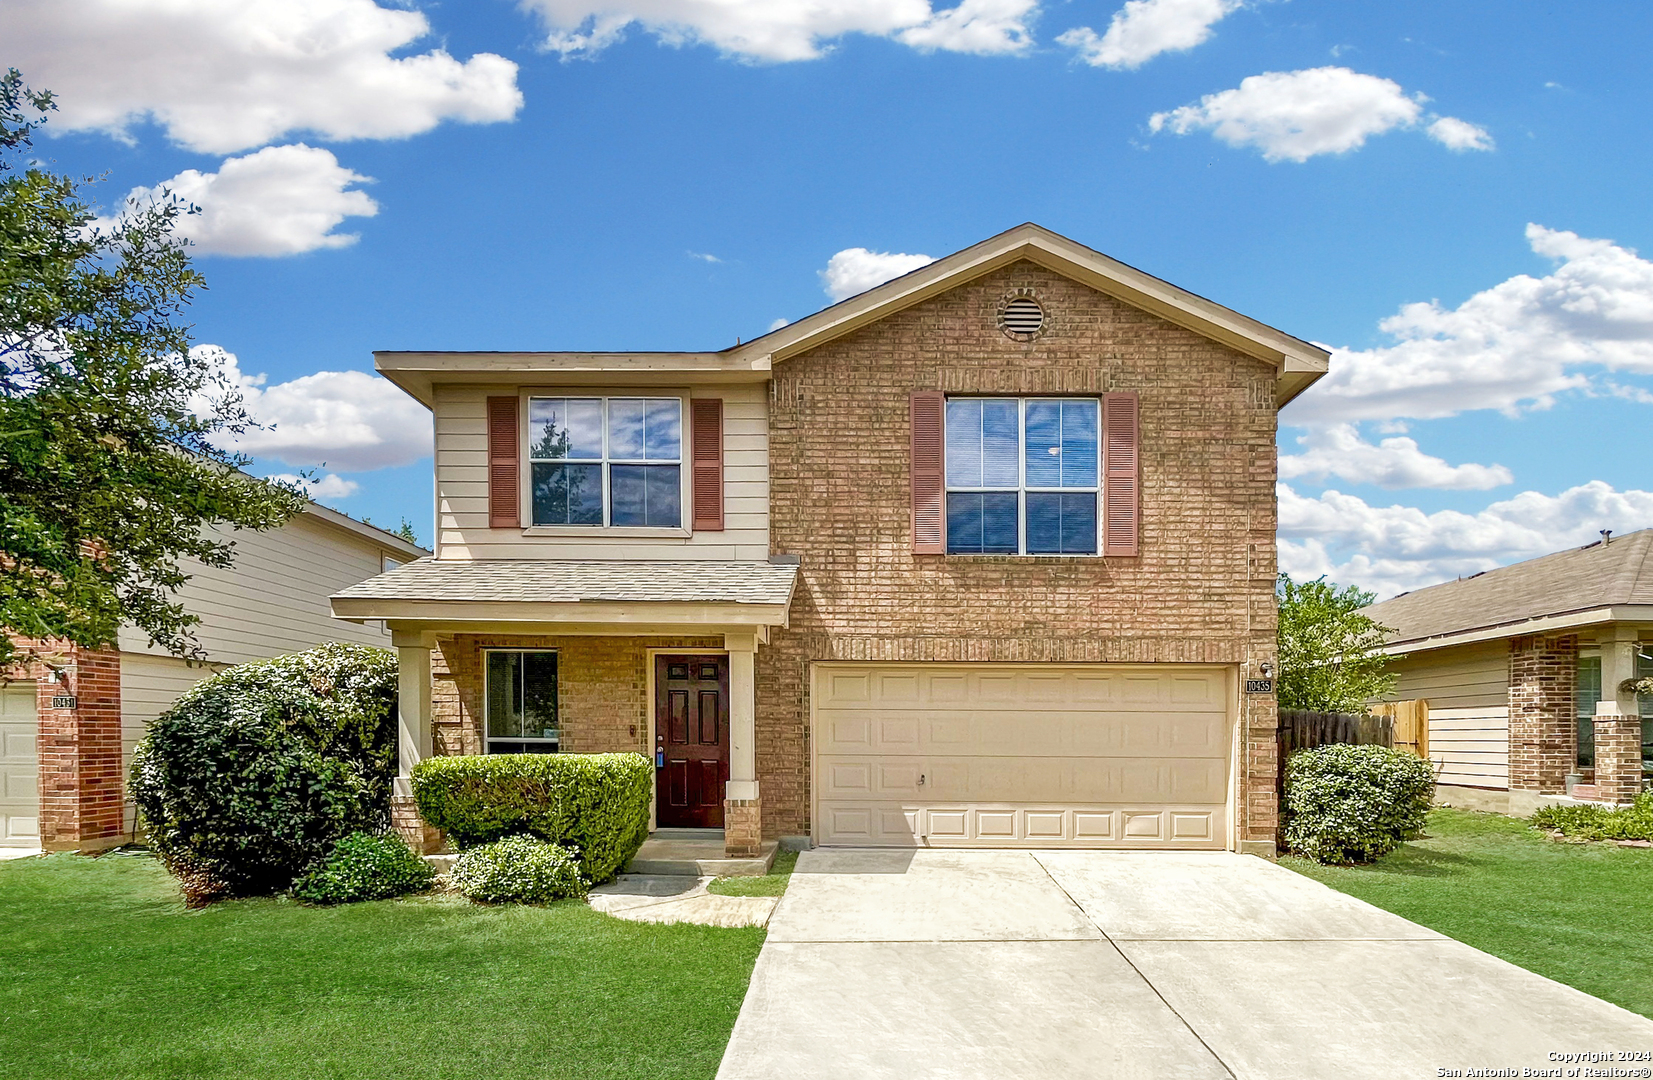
[1276,573,1397,712]
[0,70,304,668]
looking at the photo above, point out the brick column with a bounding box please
[1508,634,1578,795]
[723,632,761,857]
[1240,656,1279,858]
[35,643,124,851]
[390,633,443,854]
[1593,704,1644,804]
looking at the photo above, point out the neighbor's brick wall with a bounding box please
[1592,713,1643,804]
[433,635,724,756]
[5,636,124,850]
[1508,633,1579,794]
[759,259,1282,843]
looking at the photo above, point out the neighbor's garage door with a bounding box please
[0,683,39,848]
[813,664,1233,849]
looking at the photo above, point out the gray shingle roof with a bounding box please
[1363,529,1653,646]
[332,558,799,606]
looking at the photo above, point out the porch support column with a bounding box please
[1595,629,1644,804]
[390,631,442,853]
[723,630,761,858]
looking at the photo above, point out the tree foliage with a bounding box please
[1276,572,1397,712]
[0,70,303,667]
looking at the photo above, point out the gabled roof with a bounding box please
[1364,529,1653,652]
[375,223,1329,408]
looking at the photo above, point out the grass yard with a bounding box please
[0,852,764,1080]
[1285,807,1653,1019]
[706,849,798,897]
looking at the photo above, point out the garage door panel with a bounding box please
[813,664,1232,850]
[1,684,39,848]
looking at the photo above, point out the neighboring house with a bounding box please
[1364,530,1653,813]
[330,223,1330,858]
[1,503,427,851]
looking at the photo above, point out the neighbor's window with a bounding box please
[1577,655,1601,769]
[486,650,559,754]
[528,397,682,528]
[1639,650,1653,782]
[944,397,1099,555]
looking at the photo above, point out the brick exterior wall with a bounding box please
[1508,634,1579,794]
[759,260,1282,845]
[4,636,125,851]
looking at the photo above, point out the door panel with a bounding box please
[656,656,729,828]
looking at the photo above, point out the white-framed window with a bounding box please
[377,556,403,634]
[527,396,683,528]
[944,397,1100,555]
[485,649,560,754]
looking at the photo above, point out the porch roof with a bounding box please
[330,557,799,628]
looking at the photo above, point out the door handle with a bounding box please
[918,774,926,787]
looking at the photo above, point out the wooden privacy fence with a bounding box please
[1275,709,1395,813]
[1370,699,1430,760]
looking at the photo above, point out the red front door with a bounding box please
[655,655,729,828]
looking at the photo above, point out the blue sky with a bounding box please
[7,0,1653,596]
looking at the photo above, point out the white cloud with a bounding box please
[1057,0,1240,70]
[688,251,722,263]
[1149,67,1488,162]
[96,145,377,257]
[1278,424,1512,490]
[1292,224,1653,424]
[520,0,1035,63]
[820,247,935,301]
[1279,481,1653,599]
[768,317,790,331]
[265,473,362,501]
[3,0,522,154]
[1427,115,1494,152]
[197,347,431,471]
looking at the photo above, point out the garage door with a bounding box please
[0,683,39,848]
[813,664,1233,849]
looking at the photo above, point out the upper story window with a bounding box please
[528,397,682,528]
[944,397,1100,555]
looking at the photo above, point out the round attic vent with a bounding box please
[1001,297,1045,339]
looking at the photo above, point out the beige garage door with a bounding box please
[813,664,1233,849]
[1,683,39,848]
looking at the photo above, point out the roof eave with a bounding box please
[374,351,774,408]
[1381,604,1653,655]
[329,597,793,627]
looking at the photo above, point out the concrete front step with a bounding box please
[626,828,780,877]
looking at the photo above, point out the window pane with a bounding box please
[610,464,681,527]
[645,399,682,461]
[487,651,522,739]
[982,400,1019,487]
[1577,655,1601,769]
[1060,400,1099,488]
[946,492,1018,554]
[529,398,602,460]
[1027,492,1098,554]
[532,462,602,525]
[945,399,982,488]
[522,652,559,741]
[608,399,645,459]
[1024,400,1061,487]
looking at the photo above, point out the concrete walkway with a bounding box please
[718,849,1653,1080]
[587,874,776,928]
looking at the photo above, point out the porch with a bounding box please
[329,558,799,858]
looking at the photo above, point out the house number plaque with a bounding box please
[51,695,78,709]
[1243,679,1273,694]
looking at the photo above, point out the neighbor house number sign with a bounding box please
[1244,679,1273,694]
[50,695,77,709]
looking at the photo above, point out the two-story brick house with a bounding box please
[331,224,1329,858]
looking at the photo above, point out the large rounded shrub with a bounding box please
[129,642,397,900]
[1283,742,1436,864]
[451,835,587,904]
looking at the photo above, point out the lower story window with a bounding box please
[486,650,559,754]
[1577,655,1600,769]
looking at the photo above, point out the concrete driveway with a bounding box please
[717,849,1653,1080]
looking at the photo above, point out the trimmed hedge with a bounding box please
[451,835,587,904]
[129,642,397,900]
[293,831,435,905]
[1532,791,1653,842]
[411,753,651,883]
[1283,742,1436,864]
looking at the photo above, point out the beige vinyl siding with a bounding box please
[1382,641,1510,790]
[119,652,223,832]
[433,383,770,560]
[116,511,403,666]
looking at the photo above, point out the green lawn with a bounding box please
[706,849,798,898]
[1285,808,1653,1019]
[0,852,764,1080]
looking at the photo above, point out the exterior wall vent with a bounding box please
[999,296,1045,340]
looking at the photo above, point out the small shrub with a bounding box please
[411,753,650,883]
[293,832,435,905]
[451,835,586,904]
[129,642,398,899]
[1532,791,1653,842]
[1283,742,1436,864]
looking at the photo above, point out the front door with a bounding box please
[655,655,729,828]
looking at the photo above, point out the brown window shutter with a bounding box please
[1102,392,1140,557]
[691,398,724,531]
[486,396,520,529]
[910,391,945,554]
